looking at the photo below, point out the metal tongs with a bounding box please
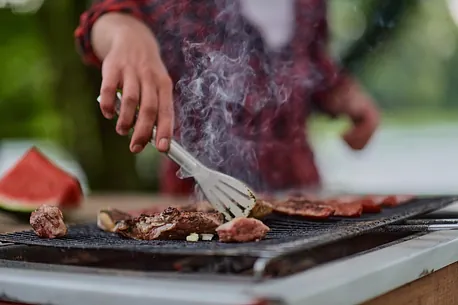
[97,92,257,221]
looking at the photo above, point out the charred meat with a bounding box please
[158,199,274,219]
[216,217,270,242]
[29,205,67,238]
[97,208,132,232]
[114,207,224,240]
[248,199,274,219]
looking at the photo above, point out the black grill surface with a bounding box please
[0,196,456,257]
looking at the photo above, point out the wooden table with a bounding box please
[0,194,456,305]
[364,261,458,305]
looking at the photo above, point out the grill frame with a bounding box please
[0,196,456,259]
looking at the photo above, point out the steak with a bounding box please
[271,199,335,219]
[154,199,274,219]
[357,198,382,213]
[327,196,381,214]
[29,205,67,238]
[324,200,363,217]
[381,195,414,207]
[114,207,224,240]
[216,217,270,242]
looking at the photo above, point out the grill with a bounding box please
[0,196,457,305]
[0,196,455,260]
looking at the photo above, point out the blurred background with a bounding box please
[0,0,457,195]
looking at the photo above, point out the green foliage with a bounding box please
[0,9,60,139]
[330,0,458,111]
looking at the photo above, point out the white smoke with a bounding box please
[175,0,294,191]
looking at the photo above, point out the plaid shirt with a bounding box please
[75,0,349,194]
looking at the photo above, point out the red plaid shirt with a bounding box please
[75,0,350,195]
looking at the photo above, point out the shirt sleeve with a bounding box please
[74,0,151,68]
[309,1,353,116]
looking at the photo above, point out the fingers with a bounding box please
[155,75,174,152]
[343,126,369,150]
[100,52,173,154]
[130,74,157,153]
[117,69,140,136]
[99,62,120,119]
[343,107,380,150]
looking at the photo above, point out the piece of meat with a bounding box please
[182,199,273,219]
[216,217,270,243]
[249,199,273,219]
[357,198,382,213]
[97,208,132,232]
[271,200,335,219]
[325,195,382,214]
[366,195,388,205]
[323,200,363,217]
[129,203,191,216]
[114,207,224,240]
[29,205,67,238]
[381,195,415,207]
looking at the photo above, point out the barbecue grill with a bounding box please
[0,195,457,305]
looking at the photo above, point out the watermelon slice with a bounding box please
[0,147,83,213]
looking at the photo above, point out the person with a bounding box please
[75,0,379,195]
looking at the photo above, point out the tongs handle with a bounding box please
[97,92,200,175]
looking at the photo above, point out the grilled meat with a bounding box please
[327,196,381,214]
[271,199,335,219]
[114,207,224,240]
[248,199,273,219]
[324,200,363,217]
[357,198,382,213]
[30,205,67,238]
[164,199,274,219]
[216,217,270,242]
[97,208,132,232]
[381,195,414,207]
[130,203,192,216]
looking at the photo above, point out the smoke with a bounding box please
[175,0,293,192]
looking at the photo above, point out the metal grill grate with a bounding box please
[0,196,456,257]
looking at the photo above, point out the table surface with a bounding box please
[363,261,458,305]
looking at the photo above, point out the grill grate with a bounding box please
[0,196,456,257]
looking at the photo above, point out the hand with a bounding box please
[341,95,380,150]
[323,80,380,150]
[93,13,174,153]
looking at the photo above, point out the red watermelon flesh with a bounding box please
[0,147,83,212]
